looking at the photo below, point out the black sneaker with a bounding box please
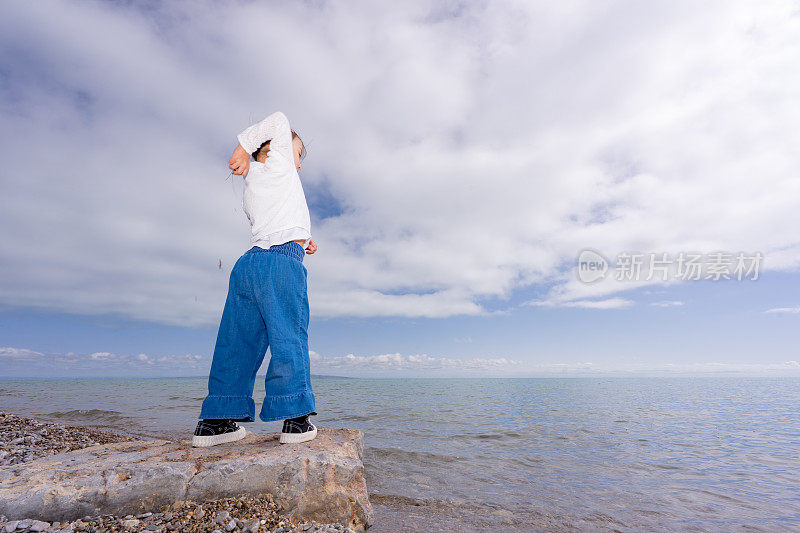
[279,412,317,444]
[192,418,247,447]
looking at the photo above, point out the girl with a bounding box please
[193,111,319,447]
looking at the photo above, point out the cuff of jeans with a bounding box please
[199,395,256,422]
[259,389,316,422]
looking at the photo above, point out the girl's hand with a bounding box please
[306,240,318,254]
[229,144,250,176]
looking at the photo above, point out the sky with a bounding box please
[1,0,799,378]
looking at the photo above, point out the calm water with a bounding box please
[1,377,799,531]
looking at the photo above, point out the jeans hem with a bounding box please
[199,395,256,422]
[258,389,316,422]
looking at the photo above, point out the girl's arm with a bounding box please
[236,111,293,163]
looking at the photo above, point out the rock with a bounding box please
[121,519,140,528]
[0,429,372,532]
[29,520,50,531]
[16,518,31,529]
[2,522,16,533]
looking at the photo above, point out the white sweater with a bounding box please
[236,111,312,250]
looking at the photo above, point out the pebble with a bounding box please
[0,495,360,533]
[0,412,131,467]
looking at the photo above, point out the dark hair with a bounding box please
[251,131,307,162]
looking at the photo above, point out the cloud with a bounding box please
[0,1,798,326]
[520,361,800,376]
[308,352,800,376]
[0,347,46,359]
[0,346,207,377]
[764,306,800,314]
[308,349,522,376]
[526,297,634,309]
[0,344,522,378]
[649,300,685,307]
[3,345,798,378]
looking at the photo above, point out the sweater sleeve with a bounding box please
[236,111,293,162]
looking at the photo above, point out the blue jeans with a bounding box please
[199,241,316,422]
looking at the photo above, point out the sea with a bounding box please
[1,377,799,532]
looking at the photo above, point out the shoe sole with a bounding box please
[279,424,317,444]
[192,426,247,447]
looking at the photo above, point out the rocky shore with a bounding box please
[0,413,369,532]
[0,495,353,533]
[0,412,133,467]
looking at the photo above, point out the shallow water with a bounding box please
[1,377,799,531]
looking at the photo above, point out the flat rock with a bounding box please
[0,428,373,531]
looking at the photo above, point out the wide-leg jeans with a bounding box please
[199,241,316,422]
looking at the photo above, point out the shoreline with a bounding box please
[0,412,359,533]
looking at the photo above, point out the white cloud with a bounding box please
[526,297,634,309]
[650,300,685,307]
[0,346,208,376]
[0,347,45,359]
[309,349,522,376]
[520,361,800,376]
[0,1,798,326]
[3,346,798,378]
[307,352,800,376]
[764,306,800,314]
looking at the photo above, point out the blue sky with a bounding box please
[1,1,799,378]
